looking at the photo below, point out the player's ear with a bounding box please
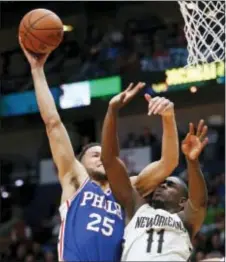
[178,197,187,210]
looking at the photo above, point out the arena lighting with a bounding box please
[1,76,121,117]
[166,62,224,86]
[14,179,24,187]
[190,86,197,93]
[63,25,73,32]
[1,191,9,199]
[152,61,224,93]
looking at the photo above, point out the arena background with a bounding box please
[0,2,225,262]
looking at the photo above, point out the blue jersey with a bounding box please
[58,178,125,261]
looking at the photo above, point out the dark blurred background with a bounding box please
[0,2,225,262]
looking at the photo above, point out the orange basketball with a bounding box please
[19,9,64,54]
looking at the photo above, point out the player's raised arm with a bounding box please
[101,82,145,218]
[178,120,208,239]
[135,95,179,197]
[19,38,88,191]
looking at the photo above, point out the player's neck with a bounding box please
[92,179,109,191]
[152,200,178,214]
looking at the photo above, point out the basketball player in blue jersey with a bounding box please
[19,39,126,261]
[19,39,173,261]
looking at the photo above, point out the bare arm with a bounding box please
[101,83,145,218]
[19,39,88,197]
[135,96,179,197]
[181,159,207,237]
[101,107,135,218]
[31,69,87,186]
[178,120,208,239]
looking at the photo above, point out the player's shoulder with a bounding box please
[61,175,90,204]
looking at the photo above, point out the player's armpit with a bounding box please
[135,159,175,197]
[46,119,88,188]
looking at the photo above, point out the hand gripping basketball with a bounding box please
[19,36,50,69]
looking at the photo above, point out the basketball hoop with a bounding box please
[178,1,225,66]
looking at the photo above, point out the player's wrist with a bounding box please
[162,111,175,120]
[186,157,200,166]
[31,66,44,75]
[108,104,120,114]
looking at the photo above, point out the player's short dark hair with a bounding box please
[177,177,188,199]
[78,142,101,161]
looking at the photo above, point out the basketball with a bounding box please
[18,9,64,54]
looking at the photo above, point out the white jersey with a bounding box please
[122,204,193,261]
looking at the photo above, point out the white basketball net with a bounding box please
[178,0,225,66]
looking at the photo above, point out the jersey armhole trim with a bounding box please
[67,177,90,206]
[59,177,90,213]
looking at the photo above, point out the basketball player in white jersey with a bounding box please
[123,120,208,261]
[101,90,209,261]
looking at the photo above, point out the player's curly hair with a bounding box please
[78,142,101,162]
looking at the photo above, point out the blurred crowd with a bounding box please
[1,15,188,94]
[0,206,59,262]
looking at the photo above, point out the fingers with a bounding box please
[182,133,191,145]
[120,92,127,103]
[153,98,169,115]
[128,82,145,97]
[189,122,195,135]
[122,82,145,104]
[196,119,205,137]
[199,125,208,141]
[144,94,151,102]
[19,36,37,61]
[125,83,134,92]
[19,36,23,48]
[134,82,146,91]
[156,101,173,115]
[147,96,161,115]
[147,96,171,116]
[19,36,29,56]
[126,82,145,93]
[201,137,209,150]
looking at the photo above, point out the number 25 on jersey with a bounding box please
[87,213,115,236]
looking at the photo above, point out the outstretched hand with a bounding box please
[144,94,174,117]
[109,82,145,111]
[182,119,209,161]
[19,36,50,69]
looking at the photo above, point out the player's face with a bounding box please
[152,177,183,211]
[82,146,106,180]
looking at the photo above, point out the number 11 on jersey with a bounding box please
[147,229,165,253]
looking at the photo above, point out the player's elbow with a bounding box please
[160,155,178,174]
[45,115,62,130]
